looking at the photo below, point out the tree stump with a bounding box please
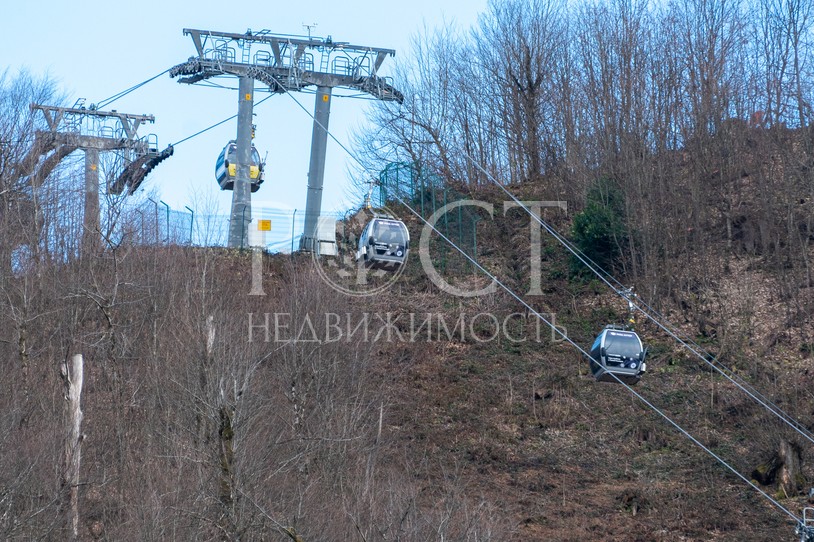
[752,439,805,498]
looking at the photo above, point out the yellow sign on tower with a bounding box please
[257,219,271,231]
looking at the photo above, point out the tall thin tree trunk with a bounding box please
[61,354,84,540]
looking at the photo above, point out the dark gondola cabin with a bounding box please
[215,140,265,192]
[589,326,647,385]
[355,216,410,271]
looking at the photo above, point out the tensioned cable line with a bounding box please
[267,74,803,526]
[553,231,814,445]
[94,68,172,110]
[462,155,814,448]
[393,193,803,526]
[505,194,814,447]
[271,77,814,448]
[92,68,273,147]
[170,94,275,147]
[458,152,811,444]
[1,71,170,149]
[405,112,814,445]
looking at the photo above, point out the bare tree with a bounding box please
[474,0,567,186]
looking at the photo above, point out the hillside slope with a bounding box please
[2,175,814,540]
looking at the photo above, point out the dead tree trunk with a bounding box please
[205,317,238,539]
[61,354,84,540]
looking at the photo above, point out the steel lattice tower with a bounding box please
[170,28,403,250]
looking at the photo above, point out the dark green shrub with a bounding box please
[570,178,628,277]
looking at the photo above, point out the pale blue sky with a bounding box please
[3,0,486,217]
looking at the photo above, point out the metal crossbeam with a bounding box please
[171,57,402,102]
[182,28,396,62]
[30,104,154,141]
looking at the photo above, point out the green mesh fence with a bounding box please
[378,161,484,275]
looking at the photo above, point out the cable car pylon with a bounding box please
[170,27,403,250]
[29,103,162,253]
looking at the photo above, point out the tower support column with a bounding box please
[82,148,100,253]
[300,86,332,252]
[228,76,255,248]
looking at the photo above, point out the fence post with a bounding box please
[291,209,297,254]
[473,217,481,273]
[458,203,463,272]
[419,166,425,217]
[136,209,144,244]
[160,200,170,244]
[184,205,194,245]
[147,198,159,244]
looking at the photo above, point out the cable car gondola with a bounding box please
[589,326,647,385]
[355,215,410,271]
[215,140,265,192]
